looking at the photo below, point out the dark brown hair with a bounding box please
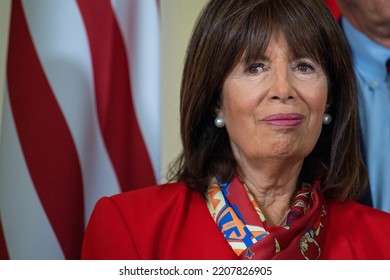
[168,0,367,201]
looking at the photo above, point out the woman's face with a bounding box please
[220,33,328,167]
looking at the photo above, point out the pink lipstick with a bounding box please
[262,113,304,127]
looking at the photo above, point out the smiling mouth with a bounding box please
[262,113,304,127]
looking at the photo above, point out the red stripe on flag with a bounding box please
[0,217,10,260]
[77,0,156,192]
[7,0,84,259]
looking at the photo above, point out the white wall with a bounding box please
[0,0,207,181]
[160,0,207,180]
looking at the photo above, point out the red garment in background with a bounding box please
[325,0,340,18]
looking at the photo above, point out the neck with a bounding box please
[343,13,390,49]
[238,159,303,226]
[357,25,390,49]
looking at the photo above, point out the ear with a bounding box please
[214,107,223,118]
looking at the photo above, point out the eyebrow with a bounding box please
[242,54,269,63]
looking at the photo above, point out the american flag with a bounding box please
[0,0,160,260]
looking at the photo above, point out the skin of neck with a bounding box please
[237,156,304,226]
[339,3,390,48]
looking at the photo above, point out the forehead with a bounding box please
[255,32,292,60]
[232,15,323,63]
[239,30,319,65]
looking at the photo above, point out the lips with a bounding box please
[262,113,304,127]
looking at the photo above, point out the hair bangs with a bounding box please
[279,1,329,71]
[239,0,328,70]
[240,4,274,65]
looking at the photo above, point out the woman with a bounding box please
[82,0,390,260]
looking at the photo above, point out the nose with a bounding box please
[268,69,295,103]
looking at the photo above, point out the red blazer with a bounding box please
[82,182,390,260]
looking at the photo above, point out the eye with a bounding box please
[293,62,315,73]
[291,59,324,81]
[293,61,316,74]
[245,63,267,75]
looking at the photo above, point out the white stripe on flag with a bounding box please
[0,88,64,260]
[22,0,121,220]
[112,0,161,181]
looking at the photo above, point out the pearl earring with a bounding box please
[214,116,225,128]
[323,113,332,125]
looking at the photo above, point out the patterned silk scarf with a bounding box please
[206,175,328,259]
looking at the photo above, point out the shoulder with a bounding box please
[82,182,207,259]
[328,200,390,223]
[323,200,390,259]
[94,181,205,224]
[108,181,201,209]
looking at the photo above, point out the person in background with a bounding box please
[81,0,390,260]
[338,0,390,212]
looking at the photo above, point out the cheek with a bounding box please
[305,83,328,115]
[306,88,328,140]
[223,98,253,120]
[310,97,327,121]
[221,80,265,120]
[221,87,247,121]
